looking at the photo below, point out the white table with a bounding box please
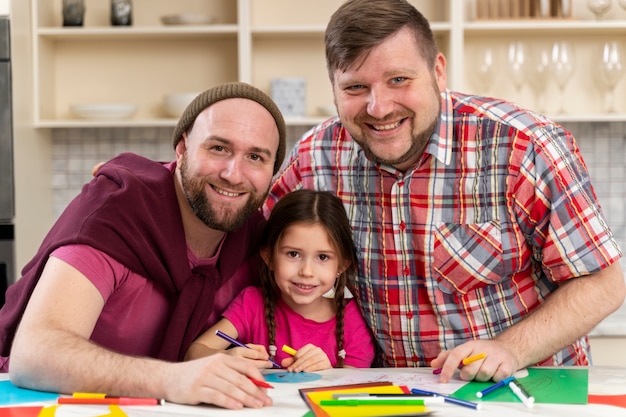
[2,367,626,416]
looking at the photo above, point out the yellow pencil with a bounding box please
[282,344,297,356]
[433,353,487,374]
[462,352,487,366]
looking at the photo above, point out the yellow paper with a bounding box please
[38,405,57,417]
[306,385,432,417]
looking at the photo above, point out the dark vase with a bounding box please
[111,0,132,26]
[63,0,85,27]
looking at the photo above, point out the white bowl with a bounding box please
[160,14,216,25]
[70,103,137,120]
[163,93,199,118]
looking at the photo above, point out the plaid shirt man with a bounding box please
[265,90,622,367]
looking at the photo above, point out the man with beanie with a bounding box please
[0,82,286,409]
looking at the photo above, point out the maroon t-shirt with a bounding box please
[0,153,264,370]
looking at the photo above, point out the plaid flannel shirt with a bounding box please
[265,90,622,367]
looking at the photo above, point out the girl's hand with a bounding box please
[226,345,274,369]
[281,344,332,372]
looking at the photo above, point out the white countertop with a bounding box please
[2,367,626,416]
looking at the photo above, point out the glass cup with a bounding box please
[550,41,575,114]
[597,41,625,113]
[587,0,612,20]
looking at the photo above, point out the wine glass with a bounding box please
[528,46,551,113]
[587,0,612,20]
[550,41,575,114]
[507,42,526,98]
[472,47,497,95]
[597,41,624,113]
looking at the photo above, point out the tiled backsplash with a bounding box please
[51,121,626,335]
[51,125,307,217]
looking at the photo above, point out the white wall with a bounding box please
[0,0,8,16]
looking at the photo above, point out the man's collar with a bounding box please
[426,89,453,166]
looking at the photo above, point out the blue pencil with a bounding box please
[476,376,516,398]
[410,388,481,410]
[215,330,282,369]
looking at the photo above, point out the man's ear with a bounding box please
[175,132,188,160]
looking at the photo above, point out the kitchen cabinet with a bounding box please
[31,0,626,128]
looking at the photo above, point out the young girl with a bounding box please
[185,189,375,371]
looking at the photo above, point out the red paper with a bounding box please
[0,406,43,417]
[589,394,626,408]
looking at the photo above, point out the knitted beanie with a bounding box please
[172,82,286,174]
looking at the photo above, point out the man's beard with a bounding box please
[179,155,268,232]
[356,115,438,168]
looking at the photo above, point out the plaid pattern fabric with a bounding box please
[266,90,622,367]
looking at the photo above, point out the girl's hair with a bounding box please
[260,189,358,368]
[325,0,438,84]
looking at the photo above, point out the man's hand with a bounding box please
[165,354,273,409]
[431,263,626,384]
[430,339,518,383]
[91,161,105,176]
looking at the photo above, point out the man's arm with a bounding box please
[432,261,626,382]
[9,256,272,409]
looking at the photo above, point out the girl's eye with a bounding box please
[286,251,299,258]
[318,254,329,261]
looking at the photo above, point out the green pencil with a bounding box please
[320,398,434,406]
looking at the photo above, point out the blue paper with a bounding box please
[0,380,59,405]
[264,371,322,383]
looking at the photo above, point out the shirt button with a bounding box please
[406,311,413,319]
[398,180,405,187]
[400,221,406,231]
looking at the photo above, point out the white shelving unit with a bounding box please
[30,0,626,128]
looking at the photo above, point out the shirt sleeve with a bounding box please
[512,125,622,282]
[222,286,260,341]
[50,244,129,300]
[342,299,376,368]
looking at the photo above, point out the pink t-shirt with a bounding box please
[51,243,218,358]
[223,286,375,368]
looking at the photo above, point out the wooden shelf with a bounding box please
[37,25,239,40]
[31,0,626,128]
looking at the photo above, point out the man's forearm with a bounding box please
[10,327,171,398]
[495,262,625,367]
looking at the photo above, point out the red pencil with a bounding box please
[248,376,274,389]
[58,397,163,405]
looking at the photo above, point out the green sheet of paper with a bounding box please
[451,367,588,404]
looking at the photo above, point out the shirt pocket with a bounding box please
[432,221,505,295]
